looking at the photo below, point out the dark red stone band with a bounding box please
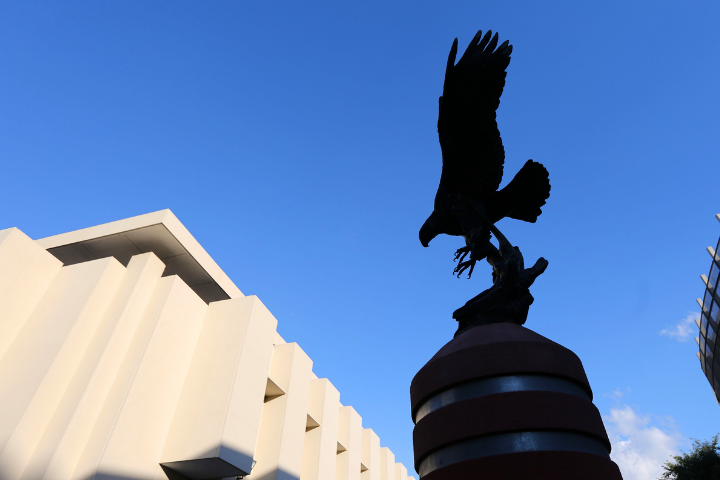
[421,451,623,480]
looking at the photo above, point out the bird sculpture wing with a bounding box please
[437,30,513,199]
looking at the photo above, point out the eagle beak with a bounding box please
[420,214,439,247]
[419,227,433,247]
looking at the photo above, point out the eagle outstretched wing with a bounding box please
[437,30,513,200]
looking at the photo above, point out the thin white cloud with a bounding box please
[659,312,699,342]
[609,387,631,400]
[604,405,682,480]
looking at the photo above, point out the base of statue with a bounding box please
[410,323,623,480]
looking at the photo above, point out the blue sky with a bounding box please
[1,2,719,479]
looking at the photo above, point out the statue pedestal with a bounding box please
[410,323,623,480]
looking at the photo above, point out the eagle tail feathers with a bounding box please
[496,160,551,223]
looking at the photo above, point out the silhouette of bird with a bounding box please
[419,30,551,278]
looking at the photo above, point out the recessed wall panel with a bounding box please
[161,296,278,477]
[301,379,340,480]
[251,343,313,480]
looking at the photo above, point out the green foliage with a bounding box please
[660,434,720,479]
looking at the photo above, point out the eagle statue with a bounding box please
[419,30,551,334]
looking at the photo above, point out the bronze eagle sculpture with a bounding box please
[419,30,551,333]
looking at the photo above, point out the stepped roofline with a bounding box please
[36,209,242,303]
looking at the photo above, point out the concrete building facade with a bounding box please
[0,210,414,480]
[697,213,720,405]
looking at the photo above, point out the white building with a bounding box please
[0,210,413,480]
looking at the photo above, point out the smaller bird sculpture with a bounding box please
[419,30,550,333]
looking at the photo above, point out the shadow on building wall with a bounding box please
[0,439,301,480]
[84,467,301,480]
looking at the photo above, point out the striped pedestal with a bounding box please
[410,323,623,480]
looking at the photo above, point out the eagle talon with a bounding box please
[454,246,471,263]
[454,259,476,279]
